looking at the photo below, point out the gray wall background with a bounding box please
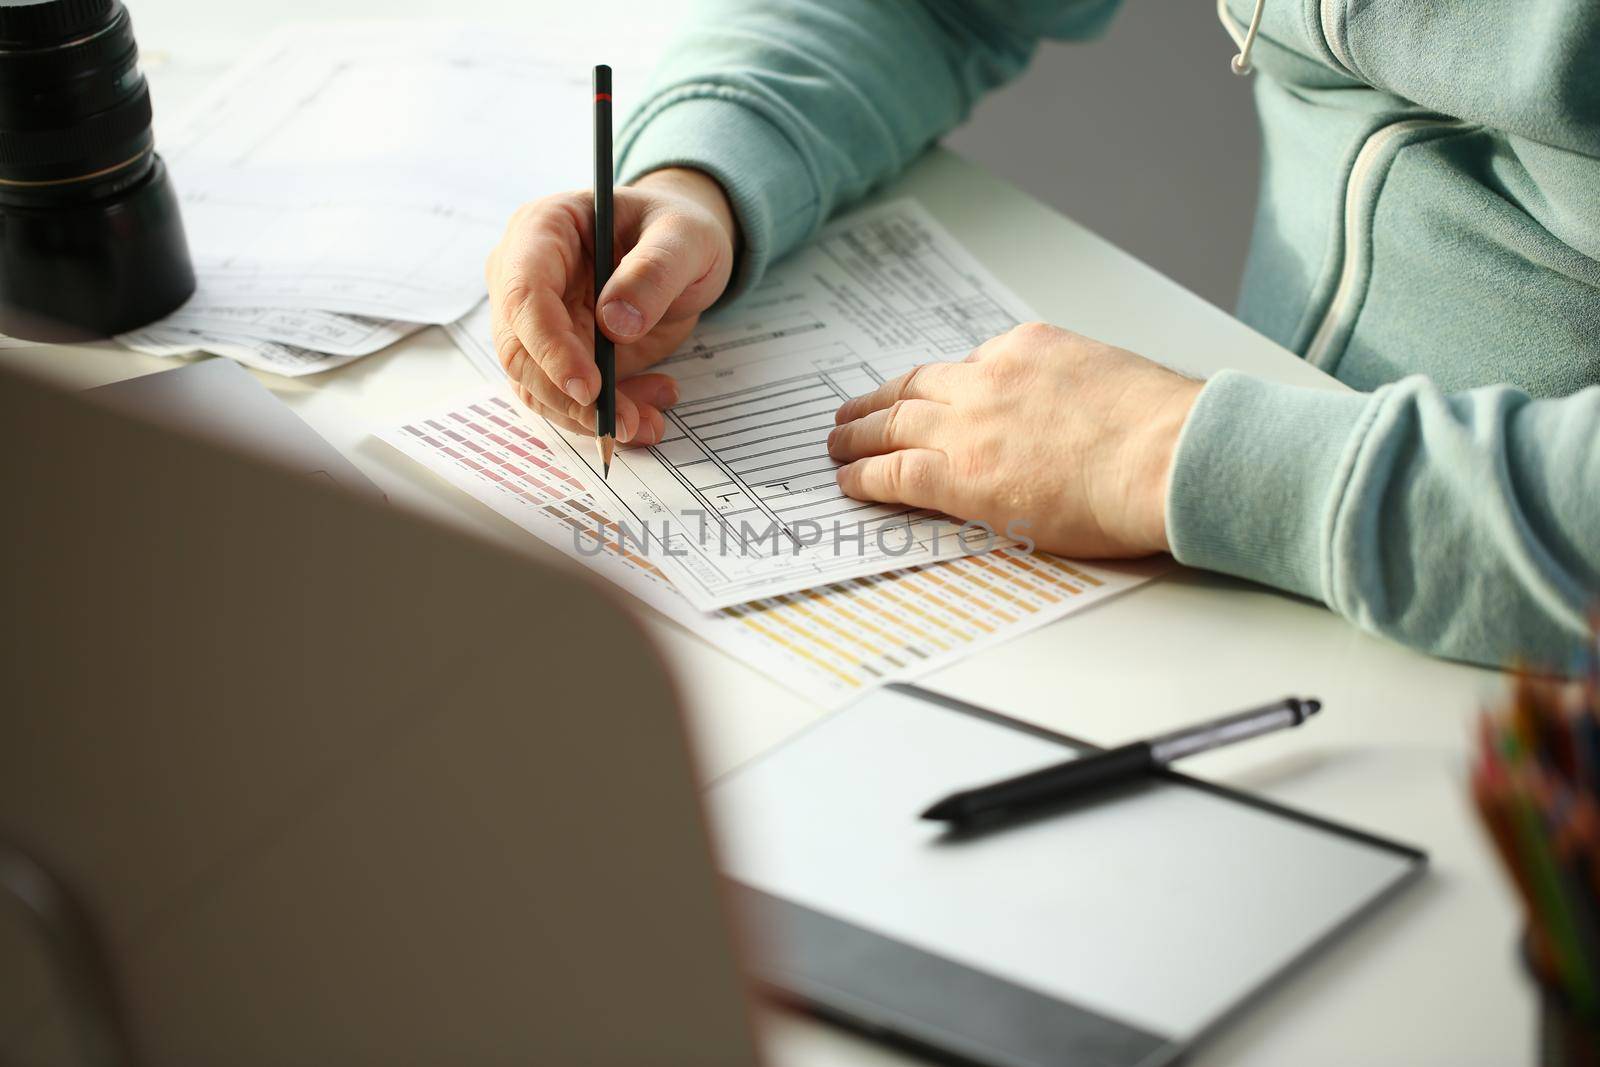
[945,0,1261,311]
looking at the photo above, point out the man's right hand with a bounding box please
[484,167,738,444]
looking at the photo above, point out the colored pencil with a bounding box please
[1472,633,1600,1017]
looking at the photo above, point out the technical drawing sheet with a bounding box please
[119,302,421,376]
[117,324,363,377]
[377,390,1156,708]
[143,301,419,358]
[156,22,658,322]
[538,199,1042,609]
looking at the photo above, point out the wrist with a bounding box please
[633,166,739,258]
[1135,375,1203,554]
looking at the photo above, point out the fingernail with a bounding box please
[600,300,644,338]
[564,376,594,404]
[659,380,680,407]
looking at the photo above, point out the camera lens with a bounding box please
[0,0,195,342]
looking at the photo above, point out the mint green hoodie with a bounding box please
[615,0,1600,670]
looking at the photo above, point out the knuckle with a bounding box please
[519,197,553,219]
[499,341,527,380]
[886,398,935,442]
[500,277,533,322]
[882,399,909,442]
[881,451,908,492]
[891,451,933,495]
[512,193,583,243]
[509,315,570,377]
[622,243,680,300]
[880,451,905,489]
[526,191,574,220]
[520,196,583,250]
[1013,320,1056,343]
[981,354,1018,387]
[966,333,1002,362]
[532,338,577,377]
[510,201,556,242]
[645,208,710,253]
[651,208,697,235]
[491,318,524,374]
[531,205,574,242]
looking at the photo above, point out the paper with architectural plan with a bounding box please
[527,199,1040,609]
[377,391,1154,707]
[117,325,362,377]
[140,304,419,358]
[119,303,421,376]
[156,22,656,323]
[114,24,655,367]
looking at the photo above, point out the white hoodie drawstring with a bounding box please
[1217,0,1267,75]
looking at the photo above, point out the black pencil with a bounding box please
[592,64,616,478]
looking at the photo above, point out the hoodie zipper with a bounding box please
[1301,117,1458,370]
[1317,0,1357,76]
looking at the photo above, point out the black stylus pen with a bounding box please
[920,696,1322,824]
[592,64,616,478]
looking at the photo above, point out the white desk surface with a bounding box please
[3,3,1525,1063]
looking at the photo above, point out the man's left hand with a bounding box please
[827,322,1202,557]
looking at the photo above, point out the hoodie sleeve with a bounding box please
[615,0,1121,297]
[1166,370,1600,669]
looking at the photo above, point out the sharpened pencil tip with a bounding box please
[1303,698,1322,716]
[596,435,615,480]
[920,797,963,822]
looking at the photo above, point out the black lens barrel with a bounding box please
[0,2,150,186]
[0,0,195,340]
[0,0,113,45]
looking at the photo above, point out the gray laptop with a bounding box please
[0,362,760,1066]
[89,357,384,502]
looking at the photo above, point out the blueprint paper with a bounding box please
[378,390,1155,707]
[539,199,1043,609]
[117,326,363,377]
[140,302,419,358]
[156,23,657,323]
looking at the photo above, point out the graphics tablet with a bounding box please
[708,684,1425,1067]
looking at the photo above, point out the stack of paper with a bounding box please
[380,202,1160,704]
[121,23,655,376]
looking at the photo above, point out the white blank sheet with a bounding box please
[708,686,1418,1041]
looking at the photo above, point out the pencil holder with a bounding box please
[1527,937,1600,1067]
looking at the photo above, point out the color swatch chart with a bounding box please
[380,393,1154,706]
